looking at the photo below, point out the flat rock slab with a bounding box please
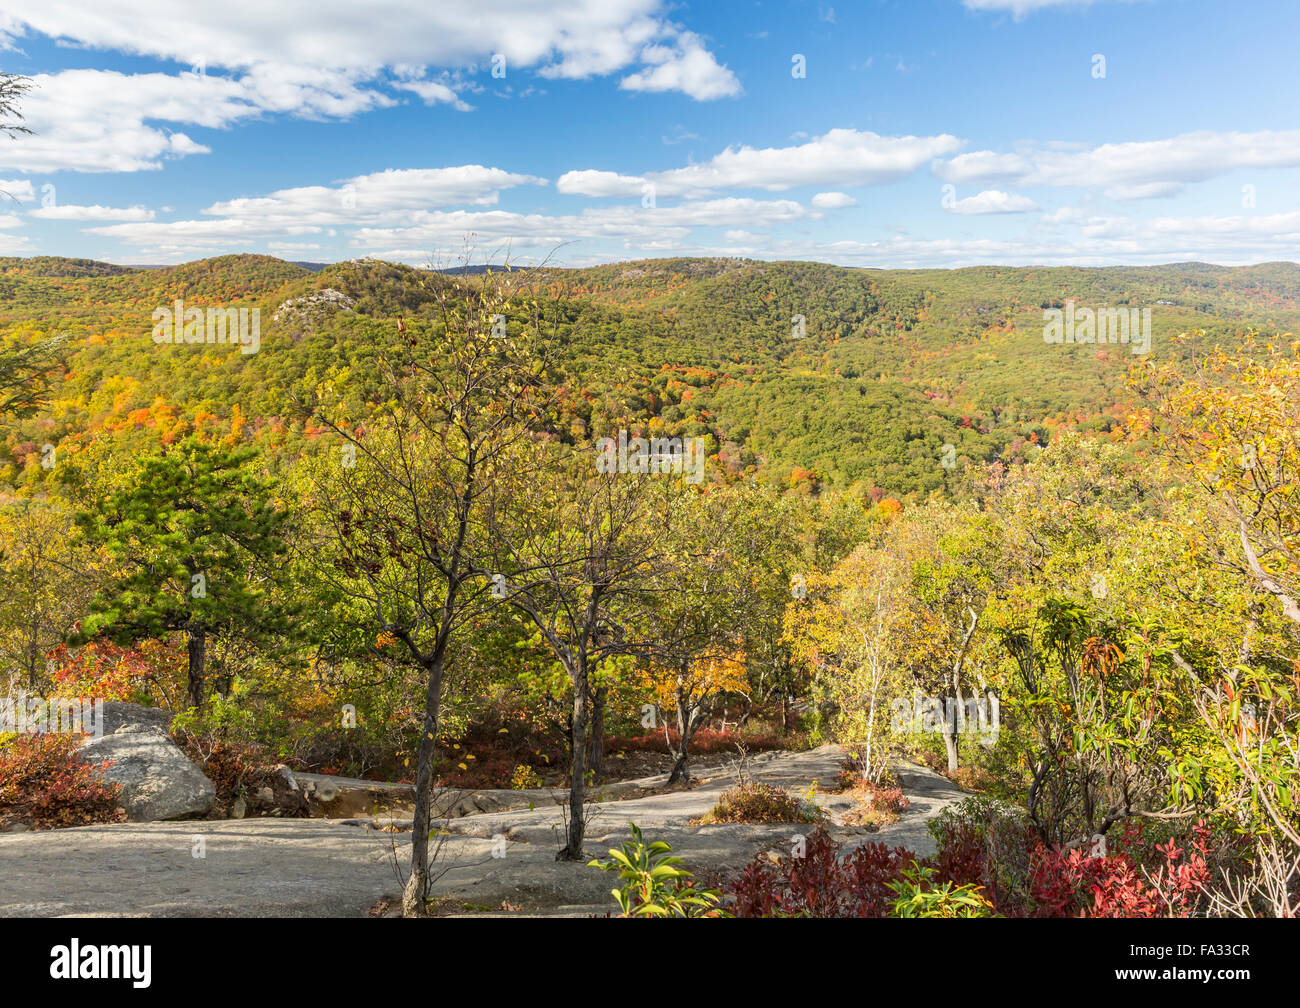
[290,771,672,820]
[0,819,404,917]
[0,746,968,916]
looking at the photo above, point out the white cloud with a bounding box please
[619,30,740,100]
[561,129,961,201]
[656,128,962,194]
[556,170,646,197]
[962,0,1103,17]
[0,232,34,254]
[935,130,1300,200]
[87,183,806,258]
[0,180,37,201]
[946,189,1038,214]
[0,3,739,175]
[0,70,255,173]
[391,78,473,112]
[933,150,1032,185]
[29,203,155,221]
[205,166,544,223]
[810,191,857,209]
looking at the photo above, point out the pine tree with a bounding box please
[73,438,296,708]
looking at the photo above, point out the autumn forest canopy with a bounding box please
[1,250,1299,921]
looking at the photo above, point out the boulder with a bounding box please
[77,725,215,821]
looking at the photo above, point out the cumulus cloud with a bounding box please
[0,0,739,176]
[561,129,961,202]
[205,166,545,222]
[946,189,1039,214]
[0,70,256,173]
[391,78,473,112]
[810,191,857,209]
[556,170,647,197]
[29,204,155,221]
[88,188,806,257]
[0,180,37,202]
[619,30,740,100]
[654,128,962,194]
[934,130,1300,200]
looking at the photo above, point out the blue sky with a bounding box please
[1,0,1297,268]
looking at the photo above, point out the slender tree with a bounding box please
[486,448,674,859]
[300,268,550,913]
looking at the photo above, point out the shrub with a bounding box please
[171,726,307,817]
[731,828,915,917]
[928,795,1040,915]
[0,733,124,829]
[588,822,729,918]
[888,863,996,918]
[1028,821,1212,918]
[609,727,785,756]
[510,764,542,790]
[698,780,818,824]
[864,784,908,813]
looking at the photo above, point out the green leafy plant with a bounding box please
[588,822,730,917]
[887,863,996,918]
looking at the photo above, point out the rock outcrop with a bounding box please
[78,725,216,822]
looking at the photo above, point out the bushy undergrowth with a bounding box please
[834,762,909,828]
[697,780,819,824]
[170,726,308,817]
[0,732,124,829]
[729,798,1233,918]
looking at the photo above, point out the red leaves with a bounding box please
[730,828,914,918]
[0,733,124,830]
[731,817,1215,918]
[1028,821,1212,918]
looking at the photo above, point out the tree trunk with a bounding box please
[558,659,589,861]
[402,658,444,917]
[588,684,607,779]
[781,691,789,732]
[186,624,206,709]
[26,611,40,690]
[735,693,753,729]
[943,681,964,774]
[942,721,960,774]
[666,669,693,786]
[944,608,978,774]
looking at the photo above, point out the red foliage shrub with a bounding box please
[731,828,915,917]
[431,711,569,789]
[47,639,181,705]
[0,733,125,829]
[863,784,909,813]
[1028,821,1212,918]
[171,730,307,816]
[730,814,1214,919]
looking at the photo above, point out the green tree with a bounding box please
[72,438,296,709]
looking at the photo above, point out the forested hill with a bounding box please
[3,253,1299,500]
